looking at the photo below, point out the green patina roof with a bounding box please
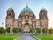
[21,6,33,13]
[41,8,47,11]
[8,8,13,11]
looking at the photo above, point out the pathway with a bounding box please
[17,33,38,40]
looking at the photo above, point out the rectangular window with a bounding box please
[19,22,22,28]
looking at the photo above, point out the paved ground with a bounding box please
[17,33,38,40]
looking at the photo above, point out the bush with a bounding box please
[42,28,47,33]
[30,28,34,33]
[49,28,53,34]
[36,28,41,33]
[0,27,5,34]
[12,27,18,33]
[18,28,22,32]
[6,27,10,33]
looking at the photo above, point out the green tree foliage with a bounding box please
[0,27,5,34]
[42,28,47,33]
[12,27,18,33]
[30,28,34,33]
[36,28,41,33]
[6,27,10,33]
[49,27,53,34]
[18,28,22,32]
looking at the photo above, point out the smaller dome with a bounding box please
[7,8,13,11]
[41,8,47,11]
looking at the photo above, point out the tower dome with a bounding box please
[7,7,13,11]
[39,8,47,19]
[41,8,47,12]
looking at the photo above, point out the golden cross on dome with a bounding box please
[26,3,28,8]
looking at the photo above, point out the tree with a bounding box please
[6,27,10,33]
[12,27,18,33]
[49,27,53,34]
[0,27,5,34]
[18,28,22,32]
[36,28,41,33]
[42,28,47,33]
[30,28,34,33]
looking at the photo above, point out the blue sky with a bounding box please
[0,0,53,28]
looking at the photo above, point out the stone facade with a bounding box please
[5,6,48,33]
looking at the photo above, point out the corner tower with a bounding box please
[6,8,15,32]
[39,8,48,34]
[39,8,48,19]
[6,8,15,19]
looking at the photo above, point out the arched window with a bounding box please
[32,22,36,28]
[9,13,11,16]
[25,16,29,19]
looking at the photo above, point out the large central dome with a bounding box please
[19,5,35,18]
[21,5,33,13]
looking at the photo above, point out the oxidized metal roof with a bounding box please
[21,6,33,13]
[41,8,47,11]
[7,8,13,11]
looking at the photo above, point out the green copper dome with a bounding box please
[21,6,33,13]
[8,8,13,11]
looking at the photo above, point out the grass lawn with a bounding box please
[0,34,21,40]
[33,34,53,40]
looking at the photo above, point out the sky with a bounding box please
[0,0,53,28]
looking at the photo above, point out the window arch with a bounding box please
[25,15,29,19]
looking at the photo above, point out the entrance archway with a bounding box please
[24,23,30,33]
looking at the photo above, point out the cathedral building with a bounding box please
[5,5,48,33]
